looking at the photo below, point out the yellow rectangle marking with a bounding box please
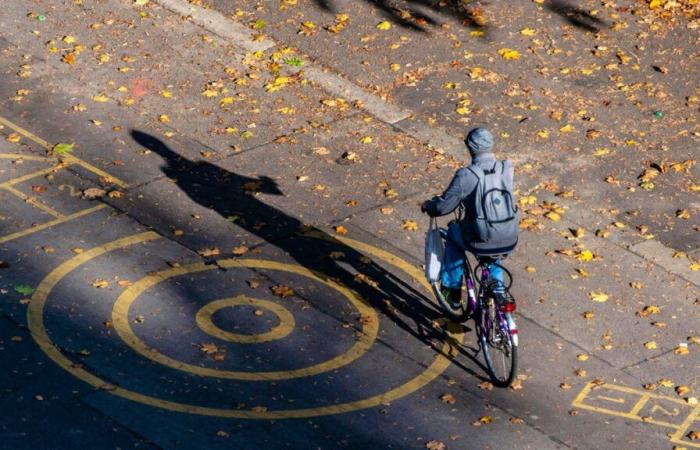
[0,203,107,244]
[0,152,53,162]
[670,404,700,447]
[597,395,626,404]
[0,115,128,188]
[2,185,64,218]
[0,165,64,188]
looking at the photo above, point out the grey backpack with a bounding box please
[467,160,520,243]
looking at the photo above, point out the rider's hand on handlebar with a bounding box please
[420,200,430,214]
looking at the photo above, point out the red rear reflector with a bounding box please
[500,303,516,312]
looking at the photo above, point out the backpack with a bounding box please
[467,160,520,244]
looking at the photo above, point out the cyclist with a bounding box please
[421,127,518,307]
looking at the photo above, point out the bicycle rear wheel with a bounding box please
[479,301,517,387]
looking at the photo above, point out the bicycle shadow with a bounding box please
[131,130,490,380]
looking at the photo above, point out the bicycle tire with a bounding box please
[480,306,518,387]
[431,281,469,322]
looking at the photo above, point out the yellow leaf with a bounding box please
[6,133,21,143]
[390,63,400,72]
[401,220,418,231]
[376,21,392,30]
[92,94,109,102]
[675,345,689,355]
[334,225,348,235]
[536,130,550,139]
[649,0,664,9]
[360,136,372,144]
[470,30,485,37]
[520,28,536,36]
[576,250,594,262]
[498,48,521,60]
[658,378,674,388]
[690,263,700,271]
[158,114,170,123]
[593,147,610,156]
[219,97,234,106]
[576,354,589,361]
[559,124,574,133]
[201,89,218,97]
[276,106,295,115]
[544,211,560,221]
[98,53,110,63]
[469,67,483,79]
[63,35,77,44]
[676,209,691,219]
[588,291,609,302]
[644,341,657,350]
[455,107,470,115]
[572,228,586,238]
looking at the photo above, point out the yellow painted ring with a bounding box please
[195,296,295,343]
[111,258,378,381]
[28,231,464,419]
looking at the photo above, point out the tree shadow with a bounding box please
[314,0,489,33]
[130,129,490,380]
[545,0,605,32]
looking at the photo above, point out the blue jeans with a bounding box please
[441,221,505,290]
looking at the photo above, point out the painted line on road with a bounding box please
[0,204,108,245]
[0,115,129,188]
[152,0,275,52]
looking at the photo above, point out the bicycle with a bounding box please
[430,225,519,387]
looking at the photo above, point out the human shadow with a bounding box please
[314,0,489,33]
[546,0,605,32]
[130,129,490,379]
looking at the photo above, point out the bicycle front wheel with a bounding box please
[480,303,518,387]
[431,281,469,322]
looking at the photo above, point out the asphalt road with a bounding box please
[0,1,698,449]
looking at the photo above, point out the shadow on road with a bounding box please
[131,129,490,379]
[313,0,489,32]
[546,0,605,32]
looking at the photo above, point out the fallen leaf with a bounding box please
[401,220,418,231]
[334,225,348,235]
[498,48,521,60]
[198,248,220,257]
[589,291,609,302]
[271,284,294,298]
[644,341,658,350]
[440,393,456,404]
[377,21,392,30]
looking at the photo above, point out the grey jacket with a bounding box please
[425,152,517,252]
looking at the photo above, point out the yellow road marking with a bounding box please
[0,204,107,244]
[0,115,128,188]
[2,185,64,218]
[112,258,379,381]
[0,152,54,162]
[597,395,626,404]
[196,296,295,344]
[29,231,464,419]
[573,382,700,448]
[0,165,65,188]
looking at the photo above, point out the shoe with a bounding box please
[441,287,462,308]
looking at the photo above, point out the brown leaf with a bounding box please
[82,187,106,199]
[232,245,249,255]
[440,393,456,404]
[426,441,446,450]
[198,248,220,257]
[271,284,294,298]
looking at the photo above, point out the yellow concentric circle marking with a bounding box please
[28,231,464,419]
[111,257,378,381]
[195,296,295,344]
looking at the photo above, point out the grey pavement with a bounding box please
[0,1,698,449]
